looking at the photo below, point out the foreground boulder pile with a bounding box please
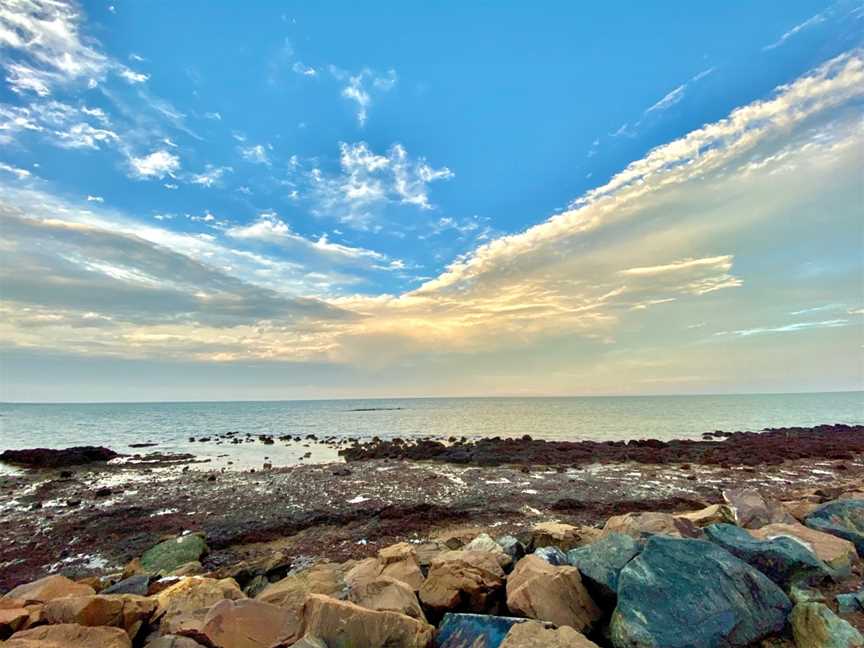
[2,495,864,647]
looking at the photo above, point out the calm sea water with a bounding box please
[1,393,862,472]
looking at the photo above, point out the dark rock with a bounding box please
[332,468,352,477]
[0,446,119,468]
[805,500,864,555]
[435,613,532,648]
[610,536,792,648]
[94,487,112,497]
[496,536,525,563]
[102,574,150,595]
[704,523,832,588]
[533,546,568,566]
[566,532,641,603]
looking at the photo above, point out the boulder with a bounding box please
[289,637,328,648]
[610,536,792,648]
[782,498,822,522]
[704,523,831,588]
[194,598,303,648]
[435,613,530,648]
[465,534,511,568]
[533,547,568,566]
[675,504,736,528]
[496,536,526,563]
[506,555,601,632]
[530,522,583,551]
[805,500,864,555]
[0,446,119,468]
[566,532,641,602]
[378,542,425,590]
[144,637,205,648]
[140,534,208,576]
[418,550,505,615]
[257,562,349,612]
[4,624,131,648]
[790,601,864,648]
[3,575,95,603]
[103,575,150,596]
[602,511,699,539]
[348,576,425,620]
[750,522,858,576]
[0,602,31,639]
[837,589,864,615]
[500,620,601,647]
[153,577,245,635]
[302,593,435,648]
[44,594,156,637]
[723,487,795,529]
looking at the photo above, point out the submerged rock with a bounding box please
[805,500,864,555]
[790,601,864,648]
[0,446,119,468]
[610,536,791,648]
[435,613,529,648]
[566,532,641,603]
[704,523,831,587]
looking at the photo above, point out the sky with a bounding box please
[0,1,863,402]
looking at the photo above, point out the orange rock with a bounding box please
[378,543,425,591]
[506,555,601,632]
[419,550,505,614]
[153,577,245,635]
[4,623,131,648]
[500,620,601,647]
[2,575,96,604]
[44,594,156,637]
[601,512,698,539]
[531,522,585,551]
[195,598,303,648]
[349,575,426,620]
[256,562,348,612]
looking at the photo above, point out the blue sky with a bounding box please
[0,1,862,401]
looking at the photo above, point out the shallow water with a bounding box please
[1,392,862,473]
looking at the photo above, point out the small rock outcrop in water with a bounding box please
[0,446,119,468]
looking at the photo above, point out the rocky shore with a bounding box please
[0,424,863,646]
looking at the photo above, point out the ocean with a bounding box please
[1,392,862,473]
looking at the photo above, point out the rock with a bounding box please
[153,577,245,635]
[44,594,156,637]
[496,536,526,563]
[194,598,303,648]
[790,602,864,648]
[789,582,826,605]
[500,620,601,647]
[169,561,203,577]
[302,593,435,648]
[257,562,349,612]
[602,511,700,539]
[289,637,328,648]
[704,523,831,588]
[676,504,736,527]
[4,624,131,648]
[837,589,864,615]
[378,542,425,590]
[465,533,507,559]
[103,575,150,596]
[2,575,96,603]
[348,576,425,621]
[805,500,864,555]
[723,487,795,529]
[506,555,600,632]
[0,446,119,468]
[533,546,568,566]
[610,536,792,648]
[144,637,205,648]
[530,522,583,551]
[0,602,31,639]
[566,532,641,603]
[750,522,858,576]
[419,550,505,615]
[782,498,822,522]
[140,534,208,575]
[434,613,530,648]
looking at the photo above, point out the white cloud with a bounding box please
[0,162,31,179]
[763,12,827,51]
[717,319,850,337]
[129,150,180,179]
[204,111,222,120]
[292,62,317,77]
[86,195,104,203]
[239,144,270,165]
[331,67,398,126]
[189,165,232,188]
[645,84,686,114]
[117,67,149,84]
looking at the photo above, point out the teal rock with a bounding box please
[533,546,568,565]
[789,582,826,605]
[837,589,864,615]
[805,500,864,556]
[704,523,831,588]
[610,536,792,648]
[140,533,207,575]
[791,601,864,648]
[567,533,640,602]
[436,613,533,648]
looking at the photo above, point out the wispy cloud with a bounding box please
[189,165,232,188]
[330,67,398,126]
[239,143,270,165]
[716,319,850,337]
[645,84,686,114]
[763,12,828,51]
[129,149,180,179]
